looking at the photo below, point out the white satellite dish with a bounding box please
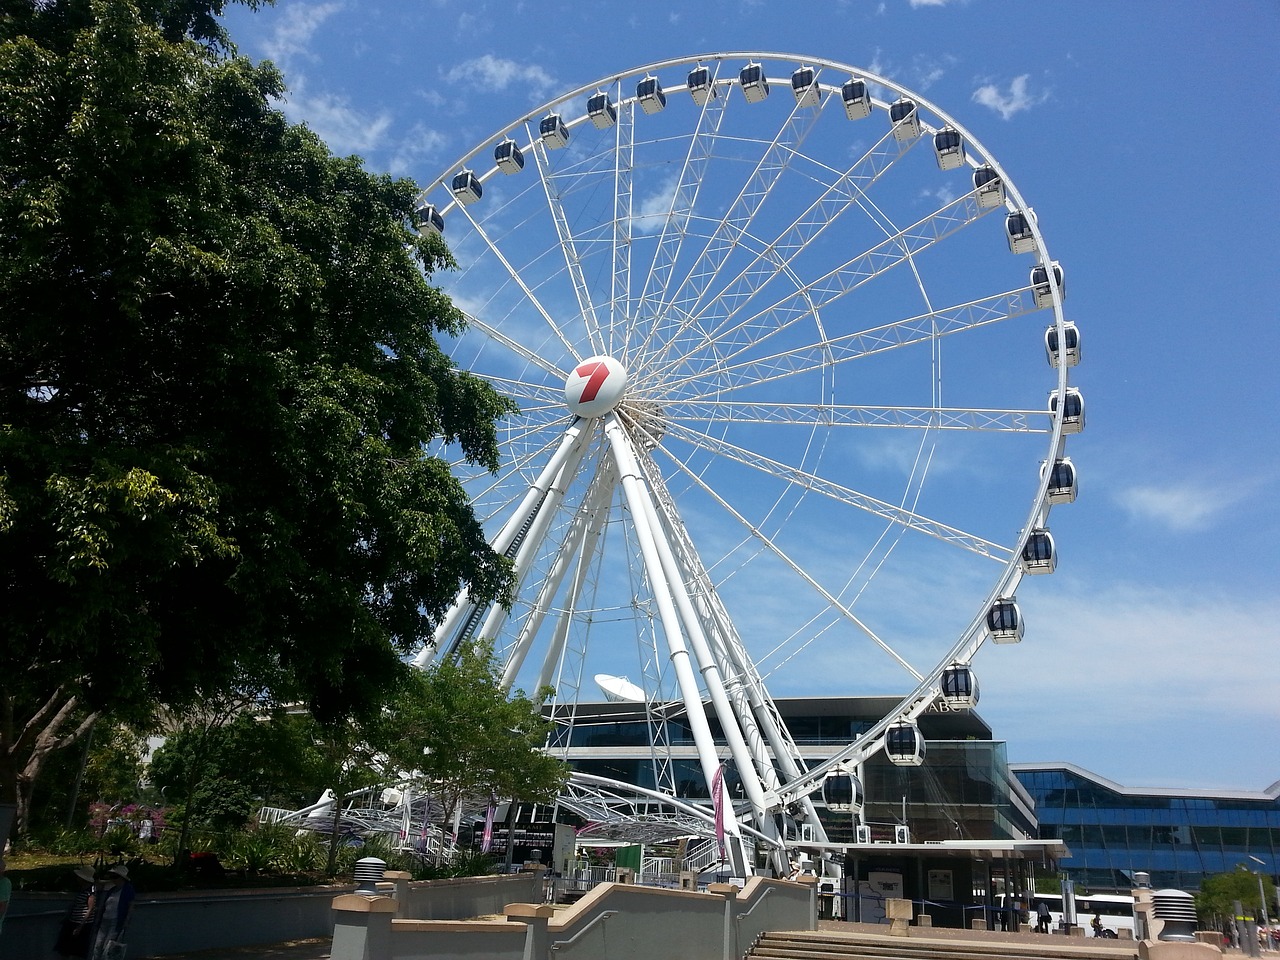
[594,674,645,703]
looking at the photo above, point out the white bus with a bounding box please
[1026,892,1136,938]
[1034,896,1136,942]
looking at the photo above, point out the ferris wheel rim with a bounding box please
[420,51,1078,829]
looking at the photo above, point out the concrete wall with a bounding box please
[388,872,541,921]
[2,873,539,959]
[329,876,817,960]
[5,885,351,959]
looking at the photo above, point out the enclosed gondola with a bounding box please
[1006,210,1036,254]
[494,138,525,175]
[885,720,925,766]
[740,61,769,103]
[1045,320,1080,368]
[637,75,666,114]
[973,164,1005,209]
[791,65,820,107]
[587,91,617,129]
[1020,528,1056,575]
[841,77,871,119]
[686,64,717,105]
[451,169,482,205]
[821,766,863,812]
[889,97,920,141]
[1043,457,1078,504]
[933,126,965,170]
[539,113,569,149]
[1031,260,1065,309]
[1049,386,1085,434]
[986,598,1023,644]
[413,201,444,237]
[940,663,979,710]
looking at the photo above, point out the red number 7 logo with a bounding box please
[574,360,611,403]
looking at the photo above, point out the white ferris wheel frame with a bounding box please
[410,52,1077,871]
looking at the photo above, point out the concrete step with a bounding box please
[748,930,1137,960]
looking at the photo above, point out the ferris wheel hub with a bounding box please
[565,355,628,417]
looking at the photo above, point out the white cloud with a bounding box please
[982,578,1279,786]
[284,92,393,157]
[632,174,685,235]
[445,55,557,101]
[259,1,344,66]
[1113,477,1252,533]
[972,75,1049,120]
[909,0,953,6]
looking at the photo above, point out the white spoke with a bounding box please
[664,420,1013,561]
[664,400,1049,434]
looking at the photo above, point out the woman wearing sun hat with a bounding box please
[55,865,97,959]
[91,864,134,960]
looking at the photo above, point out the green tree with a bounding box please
[1197,868,1276,923]
[382,647,568,862]
[0,0,514,843]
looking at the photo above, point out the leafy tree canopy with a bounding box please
[1197,868,1276,920]
[0,0,515,830]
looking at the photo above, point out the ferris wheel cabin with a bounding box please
[889,97,921,141]
[1020,528,1057,575]
[791,66,820,107]
[886,720,925,766]
[986,598,1024,644]
[637,75,667,114]
[1006,210,1037,254]
[941,663,979,710]
[973,164,1005,209]
[1043,457,1078,505]
[413,201,444,237]
[740,62,769,103]
[933,127,965,170]
[1031,260,1066,309]
[1049,387,1085,434]
[687,65,717,105]
[494,138,525,175]
[539,112,569,149]
[841,77,872,119]
[587,91,617,128]
[1045,321,1081,367]
[451,169,482,205]
[821,767,864,812]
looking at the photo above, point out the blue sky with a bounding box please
[220,0,1279,792]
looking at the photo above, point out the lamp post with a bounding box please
[1249,856,1272,952]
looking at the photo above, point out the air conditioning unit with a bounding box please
[894,825,911,844]
[855,825,871,844]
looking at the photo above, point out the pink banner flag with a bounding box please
[711,764,726,861]
[481,795,496,853]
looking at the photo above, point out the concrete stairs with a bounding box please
[747,928,1139,960]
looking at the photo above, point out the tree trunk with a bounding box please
[0,689,97,846]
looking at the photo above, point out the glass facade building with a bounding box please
[553,696,1038,844]
[1012,762,1280,892]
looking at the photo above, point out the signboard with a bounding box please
[928,869,954,901]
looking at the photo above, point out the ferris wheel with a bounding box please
[412,53,1081,874]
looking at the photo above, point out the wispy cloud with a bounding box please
[258,1,343,66]
[972,75,1050,120]
[444,55,557,102]
[1113,476,1253,532]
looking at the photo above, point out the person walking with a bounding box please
[55,866,97,959]
[91,865,134,960]
[1036,900,1052,934]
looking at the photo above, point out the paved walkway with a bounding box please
[142,938,331,960]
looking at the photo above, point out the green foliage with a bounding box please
[382,645,568,815]
[0,0,514,828]
[1197,868,1276,921]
